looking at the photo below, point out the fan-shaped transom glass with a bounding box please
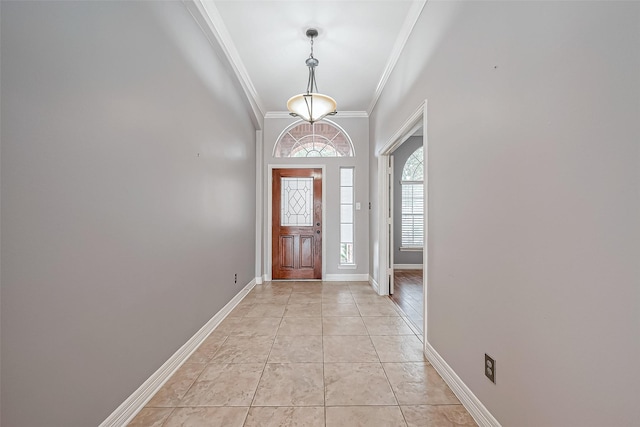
[402,146,424,181]
[274,121,354,158]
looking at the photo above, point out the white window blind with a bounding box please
[401,182,424,247]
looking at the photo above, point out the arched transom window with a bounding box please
[274,121,354,158]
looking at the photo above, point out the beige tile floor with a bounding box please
[128,281,477,427]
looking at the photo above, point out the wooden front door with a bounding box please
[272,168,322,279]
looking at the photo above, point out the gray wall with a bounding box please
[392,136,423,266]
[1,2,256,426]
[370,1,640,426]
[263,116,370,278]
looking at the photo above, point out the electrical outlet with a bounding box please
[234,273,237,284]
[485,354,496,383]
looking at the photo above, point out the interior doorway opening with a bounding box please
[389,131,424,336]
[377,101,427,341]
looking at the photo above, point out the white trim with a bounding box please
[264,111,297,119]
[367,0,427,114]
[369,275,380,294]
[265,111,369,119]
[378,101,426,156]
[394,264,423,270]
[337,264,357,270]
[325,273,369,282]
[267,165,327,281]
[389,155,395,295]
[376,156,391,297]
[399,247,423,252]
[424,342,502,427]
[186,0,265,127]
[99,279,257,427]
[422,108,429,340]
[255,130,264,283]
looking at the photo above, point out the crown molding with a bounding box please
[185,0,266,128]
[265,111,369,119]
[367,0,427,115]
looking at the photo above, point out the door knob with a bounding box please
[316,230,320,234]
[316,222,320,226]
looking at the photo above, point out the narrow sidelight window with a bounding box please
[339,167,355,265]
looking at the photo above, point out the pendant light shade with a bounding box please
[287,29,337,123]
[287,93,337,123]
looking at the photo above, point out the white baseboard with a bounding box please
[100,279,257,427]
[324,273,369,281]
[394,264,423,270]
[255,276,263,285]
[369,275,380,293]
[424,341,501,427]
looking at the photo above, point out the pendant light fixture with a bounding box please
[287,28,337,123]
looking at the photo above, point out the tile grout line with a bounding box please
[131,281,473,426]
[363,299,408,426]
[158,407,176,427]
[322,300,327,427]
[247,307,283,411]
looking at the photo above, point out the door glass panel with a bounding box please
[281,177,314,226]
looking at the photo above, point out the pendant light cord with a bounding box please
[306,33,318,94]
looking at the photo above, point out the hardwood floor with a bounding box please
[390,269,424,336]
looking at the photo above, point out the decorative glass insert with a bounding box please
[274,121,354,158]
[401,147,424,248]
[340,167,355,264]
[281,178,314,226]
[402,146,424,181]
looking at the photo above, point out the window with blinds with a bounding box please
[401,147,424,248]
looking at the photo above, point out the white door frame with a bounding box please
[266,164,327,281]
[376,155,395,296]
[255,130,264,284]
[377,101,428,336]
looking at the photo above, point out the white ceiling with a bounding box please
[200,0,426,116]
